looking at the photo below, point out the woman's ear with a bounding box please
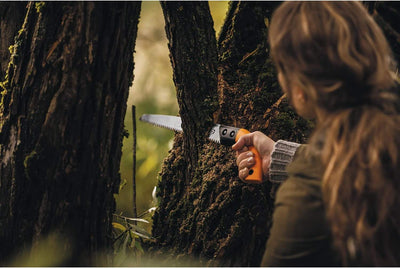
[291,84,316,119]
[293,84,307,103]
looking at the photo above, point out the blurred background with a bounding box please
[116,2,229,220]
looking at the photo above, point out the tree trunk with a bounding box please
[0,2,141,265]
[160,1,219,183]
[151,2,312,266]
[151,1,400,266]
[0,2,27,78]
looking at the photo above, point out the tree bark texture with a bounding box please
[152,2,313,266]
[151,1,400,266]
[0,2,27,79]
[0,2,140,265]
[160,1,219,184]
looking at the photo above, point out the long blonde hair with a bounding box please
[269,1,400,266]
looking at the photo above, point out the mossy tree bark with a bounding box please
[0,2,140,265]
[152,2,312,266]
[0,2,27,78]
[151,1,400,266]
[160,1,219,183]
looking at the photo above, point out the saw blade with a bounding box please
[139,114,221,144]
[139,114,183,132]
[139,114,263,183]
[208,124,221,144]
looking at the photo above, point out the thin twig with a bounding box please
[113,229,129,244]
[132,105,138,221]
[113,213,150,223]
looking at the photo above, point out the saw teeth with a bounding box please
[140,114,222,144]
[150,123,179,132]
[209,137,220,144]
[139,114,183,132]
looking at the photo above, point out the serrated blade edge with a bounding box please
[208,124,221,144]
[140,114,221,144]
[139,114,183,132]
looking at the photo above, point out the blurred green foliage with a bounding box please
[8,232,72,266]
[112,214,154,266]
[116,1,229,220]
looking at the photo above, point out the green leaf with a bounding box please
[119,179,127,192]
[112,222,127,232]
[129,228,152,240]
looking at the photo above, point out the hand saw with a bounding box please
[139,114,263,183]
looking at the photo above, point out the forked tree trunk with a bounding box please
[160,1,219,182]
[0,2,141,265]
[151,2,312,266]
[151,1,400,266]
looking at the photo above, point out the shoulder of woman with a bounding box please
[285,144,324,186]
[275,145,325,208]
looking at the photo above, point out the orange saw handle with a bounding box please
[236,129,263,183]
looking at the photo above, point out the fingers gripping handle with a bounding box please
[236,129,263,183]
[218,125,263,183]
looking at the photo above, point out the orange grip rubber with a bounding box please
[235,129,263,183]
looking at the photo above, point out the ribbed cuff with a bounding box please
[269,140,301,183]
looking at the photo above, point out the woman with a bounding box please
[233,2,400,266]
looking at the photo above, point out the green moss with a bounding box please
[8,45,14,55]
[0,8,29,131]
[219,50,232,63]
[24,150,38,179]
[0,83,7,95]
[35,2,45,13]
[0,57,14,131]
[201,95,218,115]
[271,112,295,138]
[0,84,8,130]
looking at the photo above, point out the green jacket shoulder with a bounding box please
[261,145,341,266]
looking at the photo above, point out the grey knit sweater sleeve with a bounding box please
[269,140,301,183]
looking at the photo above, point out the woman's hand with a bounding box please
[232,131,275,182]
